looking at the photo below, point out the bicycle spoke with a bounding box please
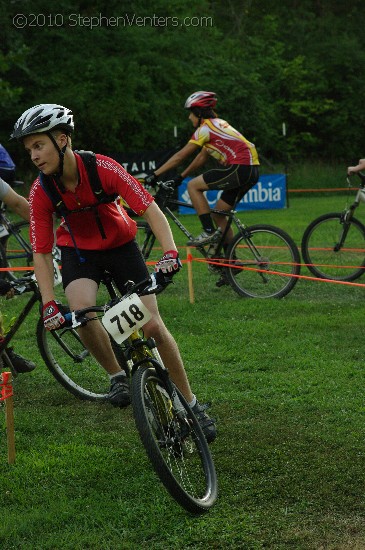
[37,319,110,401]
[301,213,365,281]
[132,366,217,513]
[226,224,300,298]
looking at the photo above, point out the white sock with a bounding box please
[189,395,197,408]
[109,371,126,380]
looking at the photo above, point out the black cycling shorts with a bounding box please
[203,164,259,206]
[60,240,149,292]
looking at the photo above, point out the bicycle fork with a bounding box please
[337,208,357,251]
[127,333,187,420]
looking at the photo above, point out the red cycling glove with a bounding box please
[155,250,182,277]
[42,300,66,330]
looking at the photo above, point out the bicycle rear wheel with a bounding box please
[301,213,365,281]
[131,365,217,514]
[225,224,300,298]
[36,318,118,401]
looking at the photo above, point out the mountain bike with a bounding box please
[301,172,365,281]
[61,274,218,514]
[137,180,300,298]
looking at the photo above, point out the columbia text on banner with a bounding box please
[178,174,287,214]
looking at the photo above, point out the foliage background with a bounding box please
[1,0,365,176]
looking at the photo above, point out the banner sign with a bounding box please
[109,149,286,212]
[110,148,178,178]
[178,174,287,214]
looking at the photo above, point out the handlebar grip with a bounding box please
[140,272,172,295]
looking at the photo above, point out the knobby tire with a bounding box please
[301,213,365,281]
[225,224,300,298]
[36,318,110,401]
[131,364,217,514]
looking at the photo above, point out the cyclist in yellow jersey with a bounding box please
[145,91,260,246]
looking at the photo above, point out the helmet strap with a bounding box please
[47,131,68,191]
[191,108,203,126]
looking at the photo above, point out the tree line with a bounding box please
[1,0,364,175]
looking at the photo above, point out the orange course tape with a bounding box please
[0,372,13,401]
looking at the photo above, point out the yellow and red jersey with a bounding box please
[189,118,259,166]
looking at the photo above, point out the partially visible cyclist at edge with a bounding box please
[10,104,216,443]
[0,146,36,373]
[0,143,16,185]
[145,91,260,248]
[347,158,365,175]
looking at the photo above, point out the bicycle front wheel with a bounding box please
[226,224,300,298]
[36,318,111,401]
[132,365,217,514]
[301,213,365,281]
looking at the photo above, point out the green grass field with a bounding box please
[2,191,365,549]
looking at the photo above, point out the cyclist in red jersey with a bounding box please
[145,91,260,247]
[10,104,216,443]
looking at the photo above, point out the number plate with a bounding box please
[102,293,152,343]
[0,224,9,238]
[53,258,62,286]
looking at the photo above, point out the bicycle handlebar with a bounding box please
[142,178,179,193]
[63,273,172,329]
[0,273,37,296]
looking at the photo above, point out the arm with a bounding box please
[142,201,177,252]
[154,142,200,177]
[181,147,210,178]
[33,252,56,304]
[348,158,365,175]
[2,187,30,221]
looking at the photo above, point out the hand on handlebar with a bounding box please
[42,300,69,331]
[144,172,158,186]
[154,250,182,278]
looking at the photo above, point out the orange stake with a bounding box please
[186,247,195,304]
[1,372,15,464]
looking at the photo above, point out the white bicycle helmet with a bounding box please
[11,104,74,139]
[184,91,217,110]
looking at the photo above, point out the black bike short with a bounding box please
[203,164,259,206]
[59,240,149,292]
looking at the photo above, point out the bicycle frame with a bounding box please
[0,279,40,370]
[145,184,240,254]
[335,176,365,248]
[342,182,365,223]
[147,185,271,270]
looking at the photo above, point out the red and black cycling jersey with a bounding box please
[189,118,260,166]
[29,153,154,254]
